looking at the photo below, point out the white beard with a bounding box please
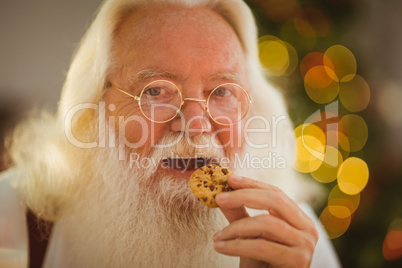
[44,134,239,267]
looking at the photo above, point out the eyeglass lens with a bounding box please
[139,80,249,124]
[139,80,182,123]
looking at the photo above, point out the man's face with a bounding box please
[104,5,249,177]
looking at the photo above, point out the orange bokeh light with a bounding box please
[304,65,339,104]
[383,230,402,261]
[300,52,334,79]
[320,206,351,239]
[328,185,360,218]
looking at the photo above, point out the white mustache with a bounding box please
[138,133,226,171]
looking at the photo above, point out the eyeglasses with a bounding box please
[111,80,252,125]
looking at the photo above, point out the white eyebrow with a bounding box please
[129,68,176,86]
[209,72,240,82]
[127,69,241,89]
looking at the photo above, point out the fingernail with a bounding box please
[230,175,242,183]
[214,241,225,250]
[218,192,229,200]
[213,231,222,241]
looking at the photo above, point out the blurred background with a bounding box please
[0,0,401,267]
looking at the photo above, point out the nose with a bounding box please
[170,99,211,136]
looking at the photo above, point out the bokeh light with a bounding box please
[255,0,300,22]
[339,114,368,152]
[259,35,289,76]
[310,146,343,183]
[337,157,369,195]
[377,81,402,129]
[258,35,299,76]
[383,219,402,261]
[309,110,339,133]
[320,206,351,239]
[300,52,334,79]
[294,123,326,144]
[328,185,360,218]
[294,7,330,37]
[304,65,339,104]
[326,130,350,160]
[339,75,371,112]
[304,65,336,89]
[254,0,372,247]
[280,19,316,51]
[324,45,357,82]
[294,135,325,173]
[282,41,298,75]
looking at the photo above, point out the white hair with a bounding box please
[8,0,321,222]
[58,0,259,122]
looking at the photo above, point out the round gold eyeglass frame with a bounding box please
[111,79,253,125]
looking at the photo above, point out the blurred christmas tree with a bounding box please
[245,0,402,267]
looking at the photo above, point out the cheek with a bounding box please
[214,123,244,158]
[122,121,165,155]
[104,90,165,155]
[120,118,150,146]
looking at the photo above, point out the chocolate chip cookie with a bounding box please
[190,164,233,208]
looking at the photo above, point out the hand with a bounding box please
[213,176,319,268]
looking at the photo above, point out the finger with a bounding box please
[227,175,272,190]
[214,214,311,249]
[216,188,314,232]
[214,238,311,267]
[218,205,249,223]
[227,175,315,226]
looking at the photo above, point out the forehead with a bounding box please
[115,5,242,50]
[111,5,247,85]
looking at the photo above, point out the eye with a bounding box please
[144,87,163,96]
[213,87,231,97]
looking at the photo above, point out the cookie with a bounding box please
[190,164,233,208]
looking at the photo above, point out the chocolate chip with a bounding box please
[222,168,228,175]
[212,194,216,199]
[197,184,201,187]
[209,185,215,191]
[202,197,208,202]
